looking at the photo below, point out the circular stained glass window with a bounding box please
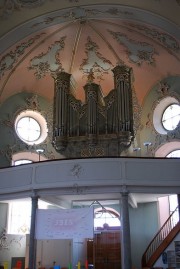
[162,104,180,131]
[16,116,41,142]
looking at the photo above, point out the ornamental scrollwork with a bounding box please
[0,33,45,79]
[127,22,179,53]
[70,163,82,178]
[80,36,113,83]
[109,30,156,66]
[0,0,46,18]
[28,37,66,79]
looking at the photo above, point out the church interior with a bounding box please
[0,1,180,269]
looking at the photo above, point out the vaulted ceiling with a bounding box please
[0,0,179,105]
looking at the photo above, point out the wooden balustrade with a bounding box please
[142,206,180,268]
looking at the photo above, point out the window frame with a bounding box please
[161,103,180,131]
[16,116,41,143]
[153,96,179,135]
[14,110,48,145]
[12,151,47,165]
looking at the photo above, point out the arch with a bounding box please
[94,206,121,230]
[12,151,47,165]
[155,141,180,157]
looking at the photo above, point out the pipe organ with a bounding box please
[53,64,134,157]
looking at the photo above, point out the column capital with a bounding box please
[30,190,39,199]
[121,185,129,195]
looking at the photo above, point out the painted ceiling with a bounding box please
[0,0,179,106]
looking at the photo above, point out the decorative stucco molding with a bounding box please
[0,33,45,79]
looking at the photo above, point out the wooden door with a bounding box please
[87,231,121,269]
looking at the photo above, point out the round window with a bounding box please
[153,97,179,135]
[16,117,41,142]
[15,110,48,145]
[162,104,180,131]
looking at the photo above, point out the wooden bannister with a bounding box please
[142,206,180,268]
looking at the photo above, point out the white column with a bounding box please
[120,190,132,269]
[28,194,38,269]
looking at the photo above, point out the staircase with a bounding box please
[142,206,180,268]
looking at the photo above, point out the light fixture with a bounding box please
[143,142,152,153]
[36,149,44,162]
[133,147,141,156]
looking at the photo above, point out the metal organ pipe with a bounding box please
[84,83,99,137]
[53,72,71,148]
[112,65,133,134]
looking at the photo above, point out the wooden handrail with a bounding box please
[142,206,179,267]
